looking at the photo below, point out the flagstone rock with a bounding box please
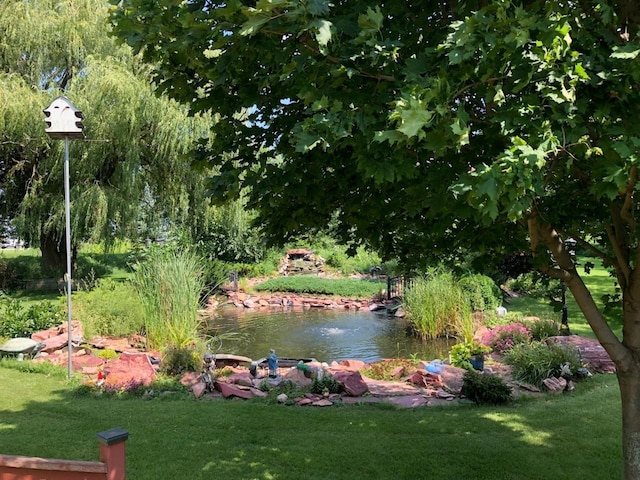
[333,371,368,396]
[312,399,333,407]
[547,335,616,373]
[103,352,157,389]
[192,382,207,398]
[383,395,428,408]
[216,381,254,399]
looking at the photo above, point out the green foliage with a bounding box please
[254,276,385,298]
[450,341,491,371]
[403,272,474,341]
[193,200,267,264]
[503,341,582,388]
[310,372,342,395]
[458,274,502,312]
[523,317,560,341]
[133,248,205,350]
[0,294,63,338]
[72,278,144,339]
[362,359,419,381]
[462,370,513,405]
[96,349,119,360]
[161,344,202,377]
[508,272,561,300]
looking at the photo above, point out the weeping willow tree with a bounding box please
[0,0,212,274]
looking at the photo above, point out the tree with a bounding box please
[110,1,640,476]
[0,0,212,274]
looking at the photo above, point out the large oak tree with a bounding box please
[110,1,640,476]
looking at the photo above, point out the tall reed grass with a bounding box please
[133,249,205,350]
[403,271,474,341]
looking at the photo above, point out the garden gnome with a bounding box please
[268,349,278,378]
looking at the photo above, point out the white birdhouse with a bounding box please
[43,97,84,139]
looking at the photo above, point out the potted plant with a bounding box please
[450,340,491,371]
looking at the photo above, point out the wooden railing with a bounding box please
[0,428,129,480]
[387,276,414,299]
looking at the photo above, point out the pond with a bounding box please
[204,307,456,364]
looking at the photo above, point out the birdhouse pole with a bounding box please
[43,97,84,379]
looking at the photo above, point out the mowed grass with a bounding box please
[508,260,622,340]
[0,365,621,480]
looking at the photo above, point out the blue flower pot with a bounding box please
[470,354,484,371]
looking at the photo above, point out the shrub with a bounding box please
[72,278,144,339]
[503,341,582,388]
[403,271,474,341]
[0,295,64,338]
[481,322,532,354]
[310,372,342,394]
[161,344,202,376]
[459,274,502,312]
[450,341,491,370]
[462,370,513,405]
[523,317,560,341]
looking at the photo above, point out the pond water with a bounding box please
[204,307,455,364]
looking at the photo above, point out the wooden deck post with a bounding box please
[97,428,130,480]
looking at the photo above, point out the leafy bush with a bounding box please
[523,317,560,341]
[72,278,144,339]
[508,271,561,299]
[403,271,474,341]
[450,341,491,370]
[481,322,532,354]
[462,370,512,405]
[161,344,202,376]
[459,274,502,312]
[310,372,342,394]
[0,295,64,338]
[254,276,385,298]
[503,341,582,388]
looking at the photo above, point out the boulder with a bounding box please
[440,365,466,394]
[333,371,368,396]
[192,382,207,398]
[330,359,366,372]
[283,368,313,388]
[542,376,567,394]
[103,352,157,389]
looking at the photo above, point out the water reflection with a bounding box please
[203,307,455,363]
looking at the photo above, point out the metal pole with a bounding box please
[64,136,73,378]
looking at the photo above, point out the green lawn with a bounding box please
[0,365,622,479]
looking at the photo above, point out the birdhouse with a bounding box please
[43,96,84,139]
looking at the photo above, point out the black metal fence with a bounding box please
[387,275,413,300]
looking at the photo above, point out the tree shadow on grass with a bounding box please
[0,367,622,480]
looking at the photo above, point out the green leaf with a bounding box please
[397,108,433,138]
[611,45,640,59]
[311,19,334,48]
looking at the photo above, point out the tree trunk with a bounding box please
[618,368,640,479]
[40,231,77,278]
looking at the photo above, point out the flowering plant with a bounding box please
[482,322,532,354]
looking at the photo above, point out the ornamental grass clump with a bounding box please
[481,322,532,354]
[503,341,582,388]
[133,248,205,351]
[403,271,474,341]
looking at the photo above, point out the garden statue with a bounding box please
[268,349,278,378]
